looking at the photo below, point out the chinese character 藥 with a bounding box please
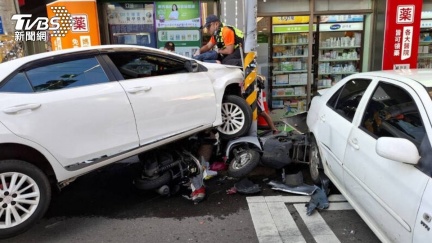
[72,14,89,32]
[397,5,414,24]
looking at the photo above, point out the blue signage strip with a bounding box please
[0,16,4,34]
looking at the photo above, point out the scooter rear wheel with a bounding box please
[228,149,260,178]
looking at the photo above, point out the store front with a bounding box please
[255,0,373,112]
[419,1,432,68]
[97,0,219,57]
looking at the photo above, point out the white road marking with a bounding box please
[248,201,283,243]
[247,195,353,243]
[294,203,341,243]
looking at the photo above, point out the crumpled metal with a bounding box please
[268,180,318,196]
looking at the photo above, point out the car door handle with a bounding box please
[127,86,152,94]
[3,103,41,114]
[349,138,360,150]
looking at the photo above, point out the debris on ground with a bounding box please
[305,186,329,215]
[268,180,318,196]
[268,171,317,196]
[226,178,261,195]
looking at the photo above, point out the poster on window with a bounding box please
[382,0,422,70]
[106,3,153,25]
[46,0,100,50]
[155,1,200,29]
[105,3,156,48]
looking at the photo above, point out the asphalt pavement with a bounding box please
[4,157,379,243]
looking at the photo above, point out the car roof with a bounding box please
[359,69,432,88]
[0,45,189,81]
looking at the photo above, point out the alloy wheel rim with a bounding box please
[233,152,251,169]
[0,172,40,229]
[219,102,245,135]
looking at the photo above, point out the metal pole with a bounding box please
[307,0,314,107]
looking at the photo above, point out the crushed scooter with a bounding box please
[133,131,218,197]
[223,111,310,179]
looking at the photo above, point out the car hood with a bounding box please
[199,61,243,71]
[199,62,244,82]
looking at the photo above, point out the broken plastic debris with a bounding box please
[234,178,261,195]
[268,180,318,196]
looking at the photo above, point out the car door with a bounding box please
[105,52,216,145]
[0,53,139,167]
[314,78,372,189]
[343,80,430,243]
[414,179,432,242]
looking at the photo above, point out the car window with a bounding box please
[106,52,186,80]
[25,57,109,92]
[0,72,33,93]
[326,78,372,122]
[418,133,432,177]
[360,82,426,146]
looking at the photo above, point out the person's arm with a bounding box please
[218,45,234,55]
[199,42,213,53]
[217,27,235,55]
[197,37,216,54]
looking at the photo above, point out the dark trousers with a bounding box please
[221,48,243,66]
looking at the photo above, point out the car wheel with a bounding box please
[0,160,51,239]
[309,135,323,185]
[218,95,252,140]
[134,172,172,191]
[228,148,260,178]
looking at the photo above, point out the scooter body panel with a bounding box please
[224,136,262,158]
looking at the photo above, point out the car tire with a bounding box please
[0,160,51,239]
[218,95,253,140]
[309,135,323,185]
[228,148,260,178]
[134,172,172,191]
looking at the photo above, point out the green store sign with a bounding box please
[272,24,316,33]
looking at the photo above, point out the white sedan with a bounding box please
[307,69,432,243]
[0,45,252,238]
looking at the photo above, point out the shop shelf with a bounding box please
[273,55,308,59]
[272,83,307,87]
[318,71,358,75]
[272,42,309,46]
[419,41,432,46]
[418,54,432,59]
[318,58,360,62]
[319,46,361,50]
[273,94,307,98]
[273,70,308,74]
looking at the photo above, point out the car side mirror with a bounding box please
[184,60,199,73]
[376,137,420,165]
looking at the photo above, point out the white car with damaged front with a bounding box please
[0,45,252,238]
[307,69,432,243]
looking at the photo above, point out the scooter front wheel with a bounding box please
[228,149,260,178]
[134,172,171,190]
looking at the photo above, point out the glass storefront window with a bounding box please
[105,3,156,48]
[315,0,372,12]
[258,0,310,13]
